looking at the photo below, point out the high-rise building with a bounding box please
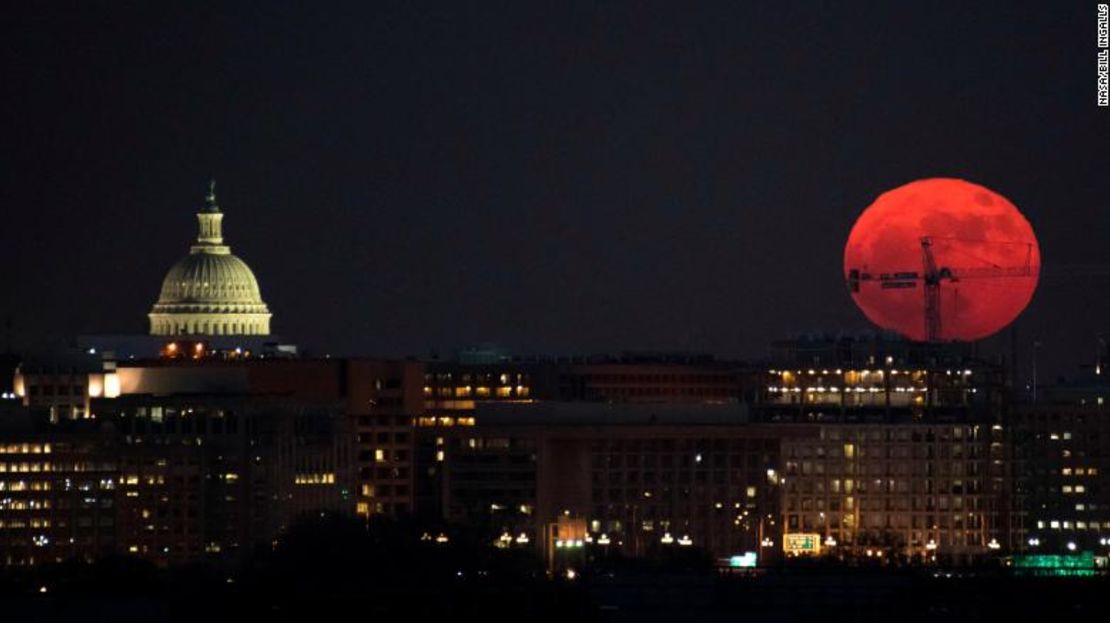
[753,336,1011,564]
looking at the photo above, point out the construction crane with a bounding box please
[847,236,1037,342]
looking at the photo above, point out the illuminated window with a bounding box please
[374,449,386,463]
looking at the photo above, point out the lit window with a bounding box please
[374,449,386,463]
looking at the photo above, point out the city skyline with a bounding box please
[3,3,1108,380]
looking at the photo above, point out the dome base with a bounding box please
[148,312,272,336]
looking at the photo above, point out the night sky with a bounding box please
[3,2,1108,379]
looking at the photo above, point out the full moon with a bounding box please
[843,178,1040,342]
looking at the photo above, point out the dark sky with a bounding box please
[2,2,1108,378]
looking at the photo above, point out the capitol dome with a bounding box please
[148,182,272,336]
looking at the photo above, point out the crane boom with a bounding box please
[845,236,1039,343]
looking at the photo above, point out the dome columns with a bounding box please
[148,313,271,337]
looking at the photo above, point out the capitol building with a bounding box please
[148,182,272,337]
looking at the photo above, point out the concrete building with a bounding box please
[0,420,118,566]
[438,402,793,566]
[753,336,1011,564]
[1010,371,1110,554]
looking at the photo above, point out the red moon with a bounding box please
[843,178,1040,342]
